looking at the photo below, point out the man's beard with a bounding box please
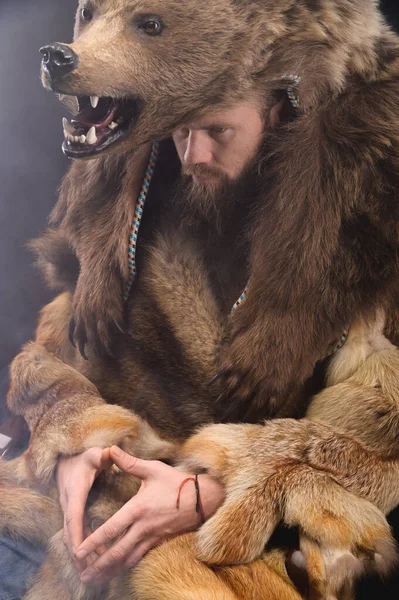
[171,154,261,232]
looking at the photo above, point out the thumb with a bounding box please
[110,446,152,479]
[98,447,113,470]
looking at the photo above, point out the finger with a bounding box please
[93,539,157,584]
[110,446,157,479]
[85,523,108,558]
[63,515,71,550]
[75,497,140,560]
[99,447,112,468]
[81,529,155,584]
[64,514,84,573]
[80,523,142,583]
[76,511,111,568]
[65,490,89,555]
[57,485,67,514]
[85,447,113,474]
[95,544,108,557]
[123,538,158,569]
[75,521,97,573]
[85,551,103,568]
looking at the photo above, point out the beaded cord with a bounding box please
[123,76,348,355]
[330,328,349,355]
[123,142,160,301]
[231,288,248,314]
[283,74,301,110]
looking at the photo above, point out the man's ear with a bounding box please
[269,96,286,129]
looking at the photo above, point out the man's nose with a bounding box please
[40,43,79,81]
[183,132,212,165]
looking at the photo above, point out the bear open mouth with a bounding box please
[62,96,142,158]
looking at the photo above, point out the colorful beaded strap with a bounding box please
[123,142,160,301]
[330,328,349,355]
[283,74,301,109]
[231,288,248,314]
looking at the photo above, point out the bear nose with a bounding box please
[40,43,79,79]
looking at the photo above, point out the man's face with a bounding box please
[172,103,265,187]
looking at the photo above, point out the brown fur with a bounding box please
[3,0,399,598]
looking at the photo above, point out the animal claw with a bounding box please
[240,391,263,422]
[68,318,77,349]
[209,372,222,387]
[113,319,125,334]
[74,322,89,361]
[213,370,239,404]
[220,392,246,422]
[222,378,241,401]
[78,338,89,361]
[95,326,114,358]
[219,404,237,422]
[213,368,268,423]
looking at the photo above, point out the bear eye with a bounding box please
[137,18,163,36]
[80,6,93,22]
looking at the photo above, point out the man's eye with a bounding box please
[210,127,228,135]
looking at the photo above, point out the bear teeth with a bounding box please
[86,126,97,145]
[62,117,90,145]
[62,115,121,146]
[90,96,100,108]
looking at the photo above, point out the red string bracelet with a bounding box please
[176,475,206,525]
[194,474,206,525]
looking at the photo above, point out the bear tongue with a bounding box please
[72,99,119,130]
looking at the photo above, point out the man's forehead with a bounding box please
[183,103,261,130]
[187,115,235,130]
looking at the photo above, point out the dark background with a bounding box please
[0,0,75,371]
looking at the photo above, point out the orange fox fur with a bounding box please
[1,313,398,600]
